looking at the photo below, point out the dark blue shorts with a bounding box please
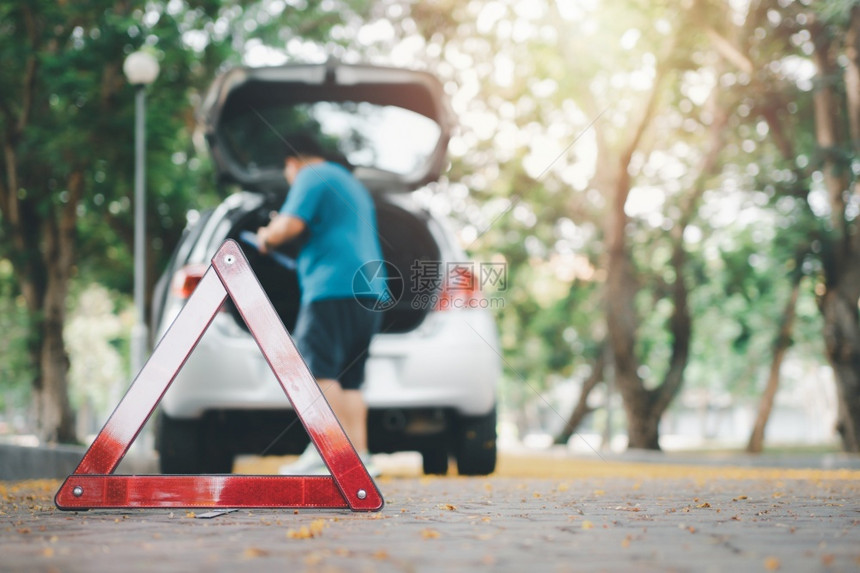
[291,298,382,390]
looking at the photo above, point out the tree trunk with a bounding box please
[747,274,802,453]
[810,12,860,452]
[35,313,76,443]
[618,239,693,451]
[0,144,79,443]
[820,285,860,452]
[604,58,726,450]
[735,10,860,453]
[555,351,604,445]
[0,8,81,444]
[30,172,82,444]
[603,77,662,450]
[624,391,661,450]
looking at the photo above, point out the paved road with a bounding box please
[1,454,858,572]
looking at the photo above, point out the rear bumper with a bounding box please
[158,308,500,419]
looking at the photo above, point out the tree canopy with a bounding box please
[1,0,857,452]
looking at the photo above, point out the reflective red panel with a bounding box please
[56,240,383,512]
[55,475,354,510]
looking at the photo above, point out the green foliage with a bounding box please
[65,283,127,417]
[384,0,845,442]
[818,0,860,24]
[0,0,380,432]
[0,0,851,444]
[0,259,32,415]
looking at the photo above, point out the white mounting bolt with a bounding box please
[72,486,84,497]
[356,489,367,500]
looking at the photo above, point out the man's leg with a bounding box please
[280,300,379,475]
[279,380,372,475]
[318,378,368,453]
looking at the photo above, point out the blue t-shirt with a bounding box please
[280,161,386,304]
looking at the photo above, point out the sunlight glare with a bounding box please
[462,109,500,141]
[620,28,640,50]
[476,1,506,35]
[244,41,288,66]
[390,35,427,67]
[493,53,515,87]
[682,69,716,106]
[625,186,666,219]
[357,19,395,46]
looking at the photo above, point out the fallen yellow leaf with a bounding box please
[287,526,313,539]
[286,519,327,540]
[303,552,324,566]
[309,519,326,537]
[421,528,441,539]
[242,547,269,559]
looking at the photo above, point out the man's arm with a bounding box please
[256,214,306,254]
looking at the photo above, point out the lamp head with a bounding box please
[123,51,160,86]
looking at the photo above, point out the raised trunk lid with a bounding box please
[198,60,454,191]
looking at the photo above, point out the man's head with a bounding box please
[283,134,325,184]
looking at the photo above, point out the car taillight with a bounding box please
[170,264,208,299]
[435,265,483,311]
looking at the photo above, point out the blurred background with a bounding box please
[1,0,858,457]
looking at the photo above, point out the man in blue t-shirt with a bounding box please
[256,134,385,476]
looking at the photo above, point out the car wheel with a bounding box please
[157,412,234,474]
[421,447,449,475]
[454,408,497,476]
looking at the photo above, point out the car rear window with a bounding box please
[220,101,441,177]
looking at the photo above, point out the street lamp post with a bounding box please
[123,51,159,380]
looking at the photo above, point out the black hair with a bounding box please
[283,133,325,159]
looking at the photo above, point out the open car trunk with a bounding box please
[224,198,440,334]
[199,61,454,191]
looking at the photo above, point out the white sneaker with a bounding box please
[278,446,381,478]
[278,445,328,475]
[360,453,381,478]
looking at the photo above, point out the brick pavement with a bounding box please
[1,455,858,572]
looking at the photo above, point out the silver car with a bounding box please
[151,61,500,476]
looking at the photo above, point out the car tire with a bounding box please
[157,412,234,474]
[421,447,449,475]
[454,408,497,476]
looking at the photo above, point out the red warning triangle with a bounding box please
[55,240,383,512]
